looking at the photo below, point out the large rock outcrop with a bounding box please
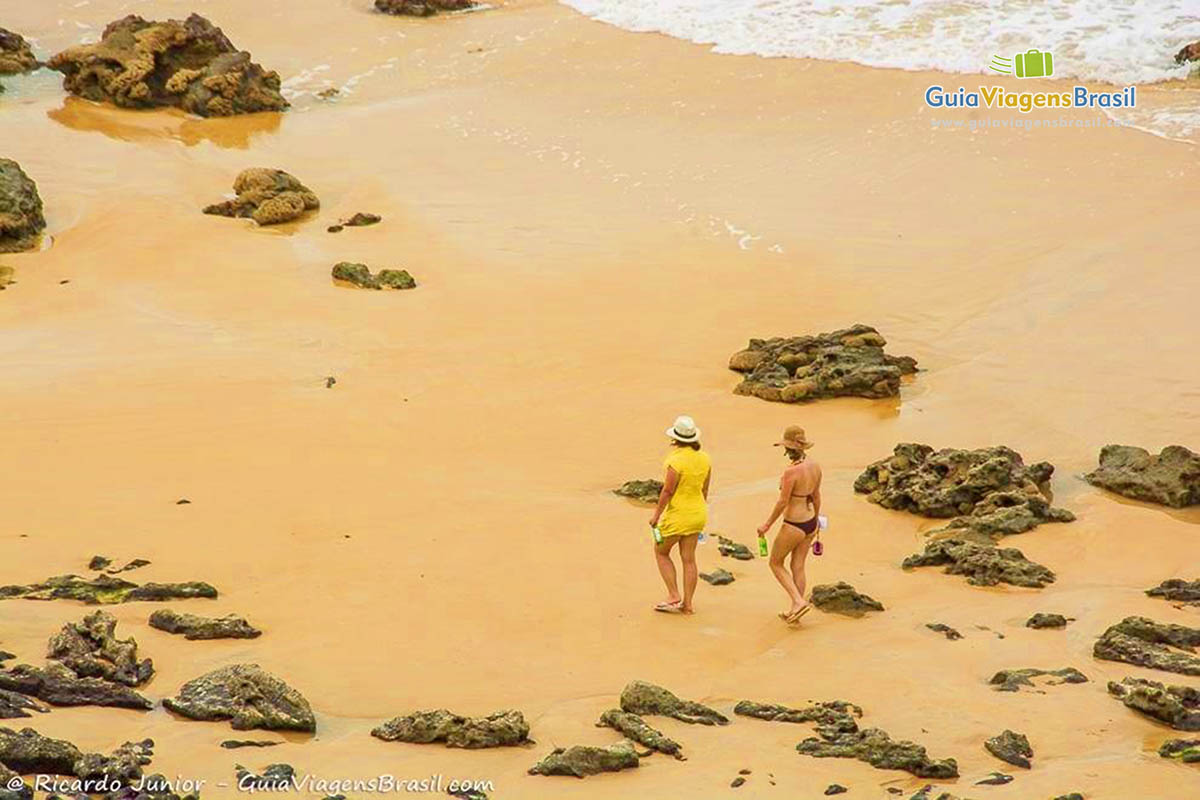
[370,709,529,748]
[0,573,217,604]
[0,29,38,75]
[47,14,287,116]
[729,324,917,403]
[528,742,638,778]
[597,709,683,759]
[47,611,153,687]
[375,0,477,17]
[1093,617,1200,676]
[902,539,1055,588]
[1107,677,1199,730]
[855,444,1073,541]
[0,662,152,710]
[149,609,261,640]
[163,664,315,732]
[203,168,319,226]
[796,727,958,779]
[1084,445,1200,508]
[0,159,45,254]
[810,582,884,617]
[619,680,728,725]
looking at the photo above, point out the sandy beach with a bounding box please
[1,1,1198,797]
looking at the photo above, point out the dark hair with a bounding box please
[784,446,805,462]
[673,440,701,451]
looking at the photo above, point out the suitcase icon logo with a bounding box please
[1014,49,1053,78]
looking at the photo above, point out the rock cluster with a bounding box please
[375,0,477,17]
[0,662,152,710]
[0,573,217,604]
[0,727,153,788]
[1093,616,1200,677]
[1084,444,1200,507]
[985,729,1033,768]
[47,611,154,687]
[734,699,862,734]
[371,709,529,748]
[1107,677,1199,730]
[619,680,728,725]
[527,742,638,778]
[149,609,262,640]
[0,28,38,75]
[796,727,958,779]
[855,444,1073,541]
[810,582,884,616]
[988,667,1088,692]
[0,159,45,254]
[331,262,416,290]
[612,479,662,504]
[327,212,382,233]
[716,536,754,561]
[47,14,287,116]
[203,168,319,226]
[1026,613,1070,629]
[0,690,45,720]
[597,709,683,759]
[164,664,315,732]
[729,324,917,403]
[1147,578,1200,605]
[902,539,1055,588]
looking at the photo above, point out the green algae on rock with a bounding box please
[810,582,884,617]
[0,159,45,254]
[375,0,477,17]
[1159,738,1200,763]
[1084,444,1200,508]
[371,709,529,748]
[164,664,315,732]
[989,667,1088,693]
[1026,613,1070,629]
[47,14,287,116]
[612,479,663,504]
[332,262,417,290]
[729,324,917,403]
[985,729,1033,769]
[619,680,728,725]
[204,168,319,226]
[0,28,38,75]
[0,726,153,785]
[47,611,153,687]
[1093,616,1200,677]
[1107,677,1199,731]
[796,726,958,779]
[0,573,217,604]
[149,609,262,640]
[597,709,684,759]
[734,699,862,735]
[528,742,638,778]
[902,539,1055,588]
[0,661,152,710]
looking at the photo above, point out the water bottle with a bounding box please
[758,536,769,557]
[651,525,663,544]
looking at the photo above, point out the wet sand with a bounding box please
[1,0,1198,797]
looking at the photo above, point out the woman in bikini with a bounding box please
[648,415,712,615]
[757,426,822,623]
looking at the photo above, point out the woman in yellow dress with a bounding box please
[648,415,712,614]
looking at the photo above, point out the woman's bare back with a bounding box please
[783,460,821,522]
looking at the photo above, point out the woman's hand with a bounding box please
[649,517,660,529]
[757,522,771,536]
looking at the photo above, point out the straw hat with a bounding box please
[774,425,814,451]
[665,415,701,443]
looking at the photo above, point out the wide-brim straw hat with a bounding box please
[666,415,700,443]
[774,425,814,450]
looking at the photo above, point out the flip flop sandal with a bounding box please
[654,601,683,613]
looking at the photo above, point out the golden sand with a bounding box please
[1,1,1197,797]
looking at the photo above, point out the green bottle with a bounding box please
[652,526,663,544]
[758,536,769,557]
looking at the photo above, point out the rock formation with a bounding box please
[331,262,416,290]
[985,729,1033,768]
[327,212,382,232]
[235,763,294,791]
[163,664,315,732]
[699,568,734,586]
[1093,616,1200,676]
[375,0,477,17]
[203,168,319,226]
[925,623,962,640]
[1026,613,1070,629]
[619,680,728,725]
[717,536,754,561]
[371,709,529,748]
[1175,42,1200,64]
[810,582,884,616]
[47,14,287,116]
[149,609,262,640]
[729,324,917,403]
[0,690,45,720]
[47,611,153,687]
[0,573,217,604]
[527,742,638,778]
[902,539,1055,588]
[1147,578,1200,605]
[796,726,958,779]
[1107,677,1199,730]
[1159,738,1200,763]
[988,667,1088,692]
[734,699,862,734]
[597,709,683,759]
[1084,444,1200,507]
[855,444,1073,541]
[0,29,38,75]
[0,159,45,254]
[0,727,153,786]
[0,662,152,709]
[612,479,662,504]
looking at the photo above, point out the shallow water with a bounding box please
[1,1,1198,798]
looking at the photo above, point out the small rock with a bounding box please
[164,663,315,732]
[221,740,281,749]
[1159,738,1200,763]
[176,499,191,505]
[0,28,38,75]
[716,536,754,561]
[1093,616,1200,676]
[0,689,47,719]
[1084,444,1200,508]
[0,661,153,709]
[597,708,683,759]
[975,771,1013,786]
[527,742,638,778]
[619,680,728,725]
[984,729,1033,769]
[88,556,112,571]
[989,667,1088,693]
[325,376,337,388]
[0,159,46,254]
[0,573,217,604]
[107,559,151,574]
[235,763,294,790]
[1147,578,1200,605]
[925,623,962,640]
[149,609,262,640]
[1107,677,1200,730]
[47,611,153,686]
[331,262,416,290]
[371,709,529,748]
[824,785,848,796]
[1026,613,1069,629]
[810,582,884,617]
[734,699,862,734]
[796,726,957,778]
[730,776,746,787]
[612,479,662,504]
[203,168,319,226]
[316,87,340,99]
[738,768,751,774]
[902,539,1055,589]
[700,568,734,586]
[375,0,477,17]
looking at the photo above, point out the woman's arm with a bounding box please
[702,469,712,501]
[810,465,822,519]
[649,467,680,528]
[757,472,795,535]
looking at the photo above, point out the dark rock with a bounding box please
[0,573,217,604]
[527,742,638,777]
[203,168,319,226]
[163,664,315,732]
[149,609,262,640]
[619,680,728,725]
[729,324,917,403]
[1052,795,1084,800]
[1084,445,1200,507]
[612,479,662,504]
[811,582,884,616]
[375,0,477,17]
[235,763,294,791]
[737,768,751,775]
[699,568,734,586]
[47,611,153,687]
[1178,42,1200,64]
[1147,578,1200,604]
[730,776,746,787]
[925,623,962,640]
[325,377,337,389]
[1159,738,1200,763]
[107,559,151,574]
[221,739,281,749]
[734,699,862,735]
[331,262,416,290]
[1093,616,1200,676]
[371,709,529,748]
[855,444,1073,541]
[597,709,683,759]
[88,556,113,571]
[825,786,847,796]
[176,499,191,505]
[796,726,958,778]
[330,212,382,230]
[47,14,287,116]
[0,689,46,719]
[1027,613,1070,629]
[1107,677,1200,731]
[0,28,38,74]
[902,539,1055,588]
[0,159,46,254]
[989,667,1088,693]
[716,536,754,561]
[975,772,1013,785]
[909,787,963,800]
[0,727,151,784]
[0,662,153,709]
[985,729,1033,768]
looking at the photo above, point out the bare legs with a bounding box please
[769,523,816,618]
[653,534,700,613]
